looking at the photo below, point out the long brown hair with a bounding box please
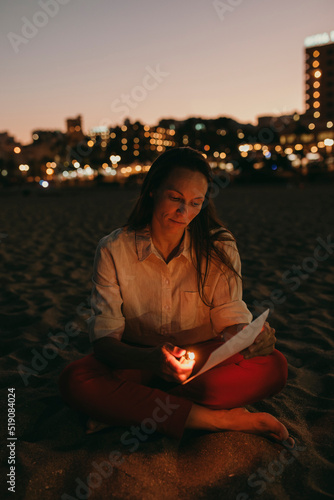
[121,147,241,307]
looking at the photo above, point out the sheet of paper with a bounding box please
[182,309,270,385]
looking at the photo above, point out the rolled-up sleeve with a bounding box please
[87,241,125,343]
[210,241,253,334]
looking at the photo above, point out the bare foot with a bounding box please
[86,419,112,435]
[217,408,295,445]
[185,405,295,446]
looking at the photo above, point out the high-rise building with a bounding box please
[66,115,84,144]
[304,32,334,129]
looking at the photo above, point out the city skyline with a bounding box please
[1,0,334,144]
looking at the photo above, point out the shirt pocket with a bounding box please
[180,287,210,331]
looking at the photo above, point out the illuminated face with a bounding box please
[150,167,208,232]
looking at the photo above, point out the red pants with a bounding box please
[58,338,288,440]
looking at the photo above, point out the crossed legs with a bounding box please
[58,338,289,441]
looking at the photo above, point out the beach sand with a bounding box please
[0,182,333,499]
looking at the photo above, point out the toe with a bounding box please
[283,436,295,447]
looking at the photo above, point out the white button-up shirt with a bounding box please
[87,224,253,346]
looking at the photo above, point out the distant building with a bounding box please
[0,131,18,156]
[0,132,21,179]
[304,32,334,129]
[66,115,84,144]
[88,126,110,141]
[31,130,64,143]
[257,114,296,133]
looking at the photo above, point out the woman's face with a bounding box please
[150,167,208,233]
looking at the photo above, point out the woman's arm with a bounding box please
[211,240,276,358]
[220,323,249,342]
[210,240,253,336]
[93,337,195,382]
[93,336,156,370]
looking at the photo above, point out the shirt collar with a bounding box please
[135,223,192,263]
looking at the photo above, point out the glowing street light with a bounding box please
[19,164,29,172]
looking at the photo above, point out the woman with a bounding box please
[59,146,294,446]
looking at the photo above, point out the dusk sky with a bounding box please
[1,0,334,144]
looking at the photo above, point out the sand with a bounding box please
[0,181,333,499]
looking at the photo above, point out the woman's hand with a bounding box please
[149,343,196,383]
[240,321,277,359]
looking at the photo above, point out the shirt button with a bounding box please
[165,279,169,285]
[165,305,170,310]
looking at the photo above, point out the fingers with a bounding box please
[161,345,195,382]
[163,343,186,358]
[256,323,275,342]
[243,323,277,359]
[244,342,276,359]
[163,362,195,382]
[167,356,195,376]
